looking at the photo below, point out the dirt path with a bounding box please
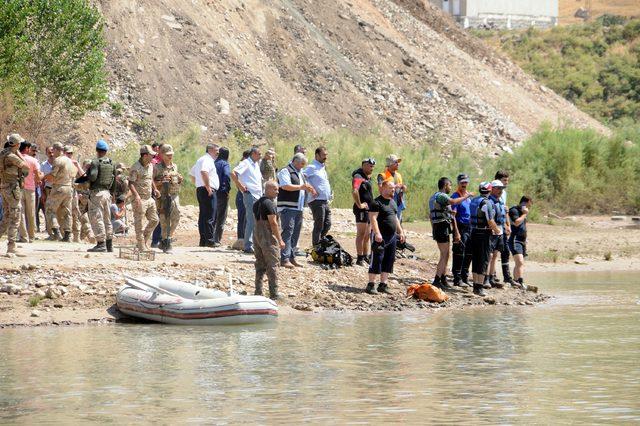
[1,210,637,327]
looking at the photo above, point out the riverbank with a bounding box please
[1,210,637,327]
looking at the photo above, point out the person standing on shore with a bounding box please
[85,140,116,252]
[231,146,263,254]
[46,142,77,242]
[487,180,508,289]
[277,152,316,268]
[234,150,251,244]
[293,144,306,155]
[366,180,406,295]
[495,170,514,285]
[40,146,55,238]
[376,154,407,221]
[253,180,285,301]
[213,147,231,246]
[509,196,532,288]
[129,144,159,251]
[451,173,473,288]
[0,134,29,255]
[192,144,219,247]
[153,144,183,253]
[469,182,500,296]
[428,177,472,289]
[260,149,277,186]
[64,145,85,243]
[352,158,376,266]
[304,146,332,246]
[18,141,42,243]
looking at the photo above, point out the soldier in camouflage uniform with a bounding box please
[153,144,183,253]
[45,142,77,242]
[0,134,29,255]
[129,145,159,251]
[86,140,116,253]
[64,145,84,243]
[74,159,95,243]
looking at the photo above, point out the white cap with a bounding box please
[490,179,505,188]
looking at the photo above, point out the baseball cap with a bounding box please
[385,154,401,166]
[457,173,470,183]
[64,145,74,154]
[479,181,492,193]
[161,144,174,155]
[6,133,25,147]
[139,144,154,155]
[490,179,505,189]
[52,142,64,151]
[362,157,376,166]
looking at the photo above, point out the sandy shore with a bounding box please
[1,209,637,327]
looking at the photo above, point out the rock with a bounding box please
[31,310,41,317]
[219,98,230,115]
[45,287,60,299]
[525,285,539,293]
[483,296,496,305]
[573,257,588,265]
[611,216,626,221]
[36,289,46,298]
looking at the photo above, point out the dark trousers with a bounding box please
[213,192,229,243]
[236,190,245,239]
[196,186,216,245]
[151,223,162,245]
[309,199,331,246]
[452,222,472,281]
[500,233,512,280]
[369,234,397,275]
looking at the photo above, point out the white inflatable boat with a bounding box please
[116,276,278,325]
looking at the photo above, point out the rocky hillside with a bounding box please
[76,0,606,154]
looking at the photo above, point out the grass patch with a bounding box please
[28,295,43,307]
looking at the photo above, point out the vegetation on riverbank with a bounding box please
[474,16,640,125]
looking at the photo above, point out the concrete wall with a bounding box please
[464,0,558,18]
[429,0,558,29]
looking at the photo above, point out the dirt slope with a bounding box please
[77,0,606,153]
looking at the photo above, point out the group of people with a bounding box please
[1,132,532,302]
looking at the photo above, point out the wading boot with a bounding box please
[61,231,71,242]
[377,282,389,294]
[106,239,113,253]
[365,282,378,295]
[473,283,487,297]
[87,241,106,253]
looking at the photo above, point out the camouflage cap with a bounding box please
[160,144,174,155]
[52,142,64,151]
[6,133,25,147]
[64,145,74,154]
[139,144,154,155]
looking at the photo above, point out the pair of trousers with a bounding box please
[46,185,73,232]
[89,190,113,242]
[253,220,279,298]
[196,186,216,244]
[309,199,331,246]
[243,192,257,251]
[19,189,36,240]
[214,191,229,243]
[279,208,303,262]
[500,233,512,280]
[236,190,246,239]
[452,222,472,280]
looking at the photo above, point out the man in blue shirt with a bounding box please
[451,173,473,288]
[277,153,316,268]
[303,146,332,246]
[213,147,231,246]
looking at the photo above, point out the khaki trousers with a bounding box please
[19,188,36,240]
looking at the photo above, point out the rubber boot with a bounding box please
[473,283,487,296]
[87,241,106,253]
[61,231,71,242]
[377,282,389,294]
[106,239,113,253]
[365,282,377,295]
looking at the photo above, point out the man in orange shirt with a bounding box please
[376,154,407,221]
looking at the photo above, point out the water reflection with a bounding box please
[0,272,638,423]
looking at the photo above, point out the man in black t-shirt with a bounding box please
[352,158,376,266]
[366,181,406,295]
[252,181,285,300]
[508,195,532,288]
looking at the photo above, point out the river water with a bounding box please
[1,272,638,423]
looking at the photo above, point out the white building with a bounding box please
[430,0,559,29]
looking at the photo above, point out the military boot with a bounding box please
[61,231,71,242]
[163,239,172,254]
[136,240,146,251]
[106,239,113,253]
[72,234,80,243]
[50,228,62,241]
[87,241,106,253]
[7,241,16,254]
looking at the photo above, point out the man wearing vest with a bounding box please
[153,144,183,253]
[277,153,316,268]
[0,133,29,255]
[129,145,159,252]
[86,140,116,252]
[428,177,473,289]
[494,170,514,286]
[352,158,376,266]
[377,154,407,221]
[509,195,532,289]
[451,173,473,288]
[469,182,501,296]
[487,180,509,289]
[45,142,78,242]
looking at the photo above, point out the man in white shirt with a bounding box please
[191,143,219,247]
[231,146,262,253]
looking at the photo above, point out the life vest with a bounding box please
[489,195,505,227]
[470,195,493,230]
[429,192,451,223]
[89,157,115,191]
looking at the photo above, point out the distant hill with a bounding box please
[559,0,639,25]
